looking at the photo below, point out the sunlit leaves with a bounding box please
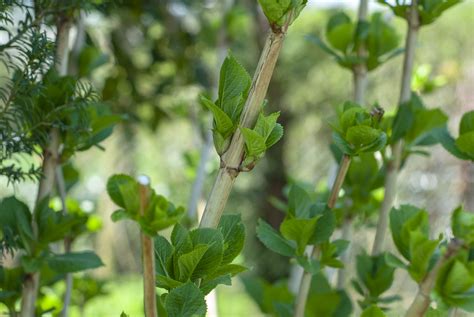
[308,12,401,71]
[258,0,307,27]
[154,215,246,299]
[377,0,463,26]
[241,111,284,169]
[331,102,387,156]
[202,53,251,155]
[106,174,184,234]
[389,205,440,282]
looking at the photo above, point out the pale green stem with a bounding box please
[199,28,287,228]
[372,0,420,256]
[294,154,351,317]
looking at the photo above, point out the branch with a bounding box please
[199,27,287,229]
[372,0,420,256]
[294,154,352,317]
[138,179,158,317]
[405,240,462,317]
[20,17,72,317]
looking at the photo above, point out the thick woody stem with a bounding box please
[199,29,286,228]
[372,0,419,256]
[20,18,71,317]
[294,154,351,317]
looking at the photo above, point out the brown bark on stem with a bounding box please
[199,27,287,229]
[372,0,419,256]
[405,240,462,317]
[294,154,351,317]
[20,18,71,316]
[139,182,158,317]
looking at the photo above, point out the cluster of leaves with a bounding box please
[330,102,387,156]
[257,185,339,266]
[107,174,185,235]
[0,196,103,313]
[200,53,251,155]
[308,12,401,71]
[241,111,284,170]
[436,110,474,161]
[153,215,246,316]
[0,1,117,183]
[377,0,463,26]
[386,205,441,283]
[257,0,308,29]
[201,53,283,168]
[352,252,399,309]
[389,93,448,159]
[242,272,352,317]
[433,207,474,311]
[384,205,474,312]
[255,184,354,316]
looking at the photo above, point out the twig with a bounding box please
[199,25,288,229]
[405,240,462,317]
[294,154,352,317]
[138,178,158,317]
[372,0,420,256]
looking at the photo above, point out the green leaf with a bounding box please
[327,12,352,33]
[288,184,312,218]
[106,174,139,214]
[255,112,280,140]
[256,219,296,257]
[346,126,381,148]
[433,127,472,161]
[257,0,291,25]
[199,274,232,295]
[451,206,474,246]
[296,256,321,274]
[154,235,174,276]
[407,231,439,282]
[218,214,245,264]
[110,209,129,222]
[327,22,355,53]
[208,264,247,280]
[390,205,428,260]
[280,217,320,255]
[266,123,284,148]
[455,131,474,157]
[200,96,234,137]
[241,127,267,157]
[406,108,448,144]
[177,245,209,282]
[165,282,207,317]
[309,204,336,244]
[384,253,407,269]
[460,110,474,135]
[0,196,33,252]
[217,53,251,123]
[356,252,395,298]
[189,228,224,278]
[47,251,103,273]
[361,305,386,317]
[156,275,183,290]
[171,223,193,256]
[444,260,474,295]
[332,132,355,156]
